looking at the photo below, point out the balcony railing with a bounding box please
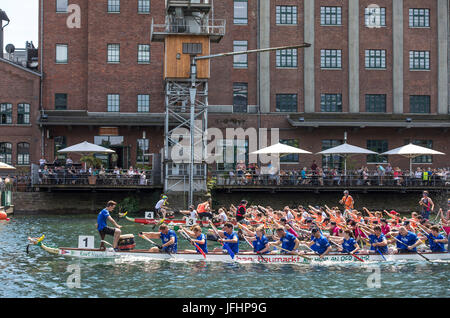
[151,18,226,41]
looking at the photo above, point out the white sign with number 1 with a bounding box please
[78,236,95,249]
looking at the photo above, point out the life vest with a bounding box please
[342,195,354,209]
[197,203,207,213]
[422,172,429,181]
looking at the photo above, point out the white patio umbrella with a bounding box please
[251,143,312,155]
[317,142,378,176]
[381,143,445,173]
[0,162,16,170]
[58,141,115,169]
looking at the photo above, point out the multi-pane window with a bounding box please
[56,0,68,12]
[137,139,150,164]
[54,136,67,160]
[138,94,150,112]
[365,94,386,113]
[365,50,386,69]
[138,44,150,64]
[233,41,248,68]
[17,143,30,165]
[55,93,67,110]
[108,44,120,63]
[138,0,150,14]
[276,94,297,112]
[56,44,68,63]
[320,49,342,69]
[234,0,248,24]
[365,7,386,27]
[108,0,120,13]
[409,51,430,70]
[276,6,297,25]
[321,94,342,112]
[276,49,297,68]
[322,140,344,169]
[410,95,431,113]
[0,143,12,165]
[107,94,120,112]
[320,7,342,25]
[412,140,433,164]
[280,139,299,163]
[367,140,388,163]
[0,103,12,124]
[18,103,30,124]
[409,9,430,27]
[233,83,248,113]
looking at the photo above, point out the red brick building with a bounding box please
[21,0,450,176]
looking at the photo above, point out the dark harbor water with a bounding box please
[0,215,449,298]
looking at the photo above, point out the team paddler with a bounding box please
[210,222,239,255]
[197,198,213,224]
[139,224,178,253]
[241,225,270,255]
[269,227,300,255]
[419,191,434,220]
[419,225,448,253]
[337,230,361,254]
[363,225,389,255]
[393,226,421,254]
[179,225,208,254]
[96,200,122,251]
[305,228,332,258]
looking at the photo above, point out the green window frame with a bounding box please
[276,94,297,112]
[138,44,150,64]
[233,41,248,68]
[0,103,12,124]
[280,139,299,163]
[138,0,150,14]
[322,139,344,169]
[409,51,430,70]
[234,0,248,25]
[365,50,386,69]
[107,44,120,63]
[107,94,120,112]
[409,8,430,27]
[108,0,120,13]
[18,103,30,124]
[276,49,297,68]
[412,140,433,164]
[365,94,386,113]
[54,136,67,160]
[367,140,388,164]
[55,93,67,110]
[320,49,342,69]
[0,142,12,164]
[321,94,342,112]
[276,6,297,25]
[137,94,150,112]
[410,95,430,113]
[365,7,386,27]
[320,6,342,26]
[17,142,30,165]
[233,83,248,113]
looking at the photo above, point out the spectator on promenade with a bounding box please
[300,167,310,185]
[311,160,318,173]
[66,157,73,168]
[377,165,385,186]
[39,157,46,169]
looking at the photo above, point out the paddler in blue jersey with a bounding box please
[269,227,300,255]
[179,225,208,254]
[241,225,270,254]
[210,222,239,255]
[337,230,361,254]
[140,224,177,253]
[366,225,389,254]
[420,225,448,252]
[394,226,421,253]
[96,200,122,251]
[305,228,332,258]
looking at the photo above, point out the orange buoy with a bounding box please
[0,211,7,220]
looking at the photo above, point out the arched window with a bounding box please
[0,143,12,164]
[18,103,30,124]
[17,143,30,165]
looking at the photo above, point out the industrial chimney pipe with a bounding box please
[0,9,11,58]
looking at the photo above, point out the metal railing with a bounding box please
[151,19,226,37]
[212,171,450,188]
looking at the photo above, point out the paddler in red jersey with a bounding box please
[236,200,248,224]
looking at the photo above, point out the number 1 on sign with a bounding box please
[78,236,95,249]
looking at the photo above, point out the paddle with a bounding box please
[328,238,364,262]
[209,220,235,259]
[178,227,206,259]
[389,234,432,263]
[271,245,311,261]
[358,226,387,261]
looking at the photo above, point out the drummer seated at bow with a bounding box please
[393,226,421,254]
[140,224,178,253]
[209,222,239,255]
[305,228,332,258]
[96,200,122,251]
[269,227,300,255]
[179,225,208,254]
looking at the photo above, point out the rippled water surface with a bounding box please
[0,215,449,298]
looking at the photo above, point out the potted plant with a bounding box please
[80,155,103,185]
